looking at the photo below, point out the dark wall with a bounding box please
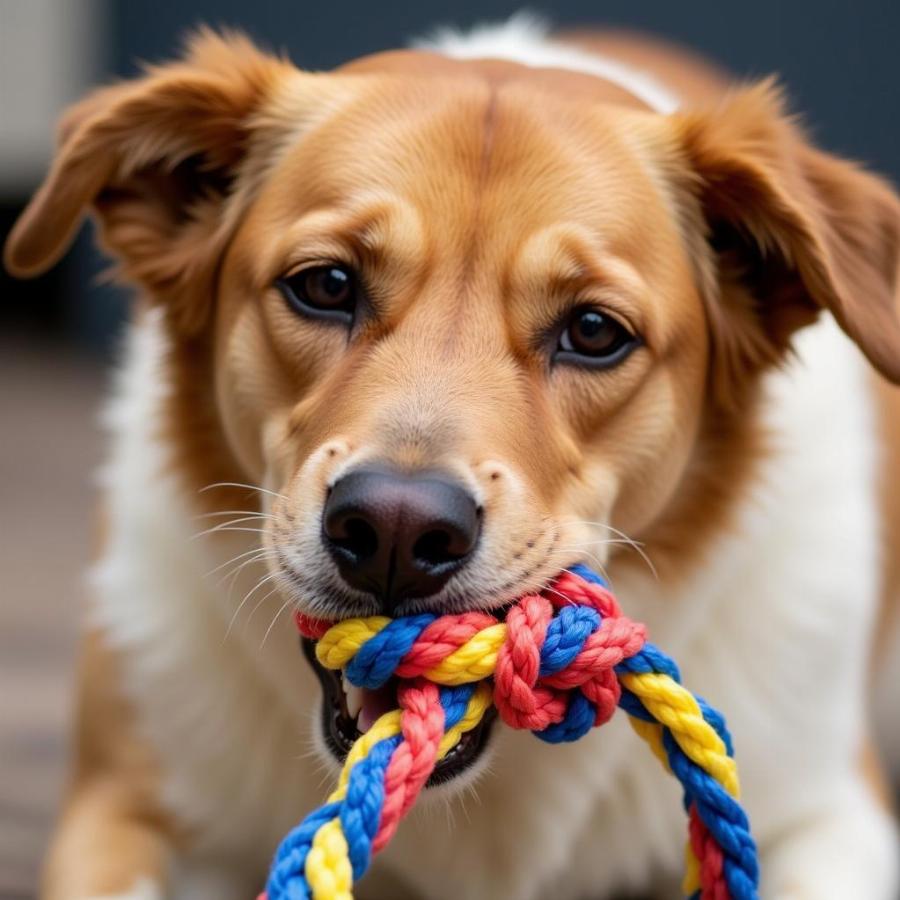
[113,0,899,179]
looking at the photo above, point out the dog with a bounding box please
[5,16,900,900]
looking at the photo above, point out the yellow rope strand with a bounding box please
[316,618,391,669]
[307,819,353,900]
[424,625,508,684]
[619,672,740,797]
[437,682,494,758]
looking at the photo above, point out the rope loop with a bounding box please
[266,568,759,900]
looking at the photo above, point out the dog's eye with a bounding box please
[556,307,638,368]
[276,265,358,323]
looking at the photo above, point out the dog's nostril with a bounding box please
[413,529,456,567]
[330,516,378,561]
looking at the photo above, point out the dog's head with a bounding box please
[7,31,900,780]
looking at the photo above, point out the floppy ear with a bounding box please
[3,30,295,333]
[674,81,900,396]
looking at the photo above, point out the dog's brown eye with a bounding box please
[556,307,638,368]
[277,265,358,323]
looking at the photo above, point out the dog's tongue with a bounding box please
[345,677,397,733]
[358,685,397,733]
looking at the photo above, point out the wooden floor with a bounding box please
[0,338,105,899]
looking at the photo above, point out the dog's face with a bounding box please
[216,71,708,623]
[7,33,900,782]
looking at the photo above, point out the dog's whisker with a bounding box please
[459,778,486,823]
[543,543,610,564]
[543,540,652,584]
[226,581,283,642]
[314,758,338,792]
[192,517,272,540]
[543,547,615,573]
[542,550,615,590]
[293,743,324,764]
[292,723,336,786]
[558,519,658,580]
[245,585,283,631]
[200,481,288,502]
[217,551,277,594]
[190,526,269,542]
[565,519,653,556]
[261,594,297,649]
[225,570,283,640]
[541,583,581,608]
[454,781,478,827]
[194,509,274,521]
[561,518,643,543]
[204,546,273,580]
[440,788,458,833]
[551,537,644,550]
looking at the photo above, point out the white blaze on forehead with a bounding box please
[415,13,681,115]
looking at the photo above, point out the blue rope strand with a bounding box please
[340,735,401,879]
[540,606,602,676]
[346,614,436,688]
[266,802,342,900]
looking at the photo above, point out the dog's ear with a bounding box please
[3,30,297,332]
[673,80,900,397]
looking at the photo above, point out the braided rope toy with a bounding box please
[263,564,759,900]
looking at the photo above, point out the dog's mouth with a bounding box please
[302,638,497,786]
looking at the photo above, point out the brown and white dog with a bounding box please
[6,16,900,900]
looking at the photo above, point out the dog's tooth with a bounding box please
[344,676,363,720]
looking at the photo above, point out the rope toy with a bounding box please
[263,564,759,900]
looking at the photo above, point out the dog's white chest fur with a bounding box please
[90,306,887,899]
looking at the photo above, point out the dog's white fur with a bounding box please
[86,21,900,900]
[415,13,681,113]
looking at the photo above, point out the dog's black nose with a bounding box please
[322,466,481,609]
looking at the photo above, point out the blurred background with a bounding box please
[1,1,897,895]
